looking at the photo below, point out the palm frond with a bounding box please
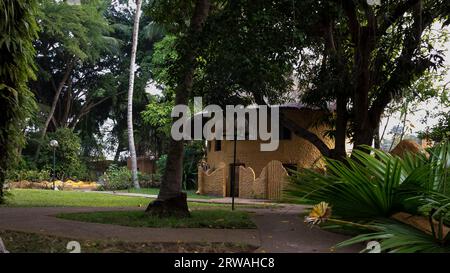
[336,220,450,253]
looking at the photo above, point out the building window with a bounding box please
[215,140,222,151]
[279,126,292,140]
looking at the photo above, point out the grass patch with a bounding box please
[119,188,219,199]
[2,189,279,209]
[0,230,256,253]
[57,209,257,229]
[2,189,152,207]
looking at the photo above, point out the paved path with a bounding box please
[0,207,259,245]
[249,205,361,253]
[0,205,361,253]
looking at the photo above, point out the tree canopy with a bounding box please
[0,0,39,203]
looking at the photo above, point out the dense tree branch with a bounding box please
[342,0,360,44]
[34,59,75,161]
[70,91,126,129]
[378,0,421,36]
[370,2,435,125]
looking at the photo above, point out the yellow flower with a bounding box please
[304,202,332,226]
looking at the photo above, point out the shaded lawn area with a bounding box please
[119,188,219,199]
[0,230,256,253]
[57,209,257,229]
[2,189,151,207]
[1,189,276,209]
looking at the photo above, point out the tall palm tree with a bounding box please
[127,0,142,189]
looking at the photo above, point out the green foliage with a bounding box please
[137,172,160,188]
[27,0,128,162]
[195,0,297,106]
[336,220,450,253]
[288,149,409,219]
[57,209,256,229]
[6,169,50,182]
[0,0,39,203]
[296,0,449,145]
[4,189,150,207]
[150,35,178,87]
[288,144,450,220]
[419,112,450,142]
[289,142,450,253]
[37,0,115,63]
[141,96,174,136]
[100,164,132,191]
[37,128,87,180]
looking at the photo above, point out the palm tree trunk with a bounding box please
[146,0,210,217]
[127,0,142,189]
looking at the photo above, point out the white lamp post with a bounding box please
[49,140,59,190]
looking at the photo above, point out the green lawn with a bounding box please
[57,209,256,229]
[0,230,256,253]
[119,188,219,199]
[1,189,274,209]
[3,189,151,207]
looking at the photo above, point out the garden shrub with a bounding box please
[36,128,88,180]
[6,169,50,182]
[100,164,132,190]
[138,172,160,188]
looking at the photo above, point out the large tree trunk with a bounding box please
[331,95,348,160]
[146,0,210,218]
[127,0,142,189]
[34,60,74,161]
[114,139,124,162]
[373,122,381,149]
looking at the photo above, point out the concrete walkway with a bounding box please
[0,205,361,253]
[249,205,361,253]
[0,207,260,245]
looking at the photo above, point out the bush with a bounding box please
[100,164,132,191]
[36,128,88,180]
[6,169,50,182]
[138,172,160,188]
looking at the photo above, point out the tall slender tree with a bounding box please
[127,0,143,189]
